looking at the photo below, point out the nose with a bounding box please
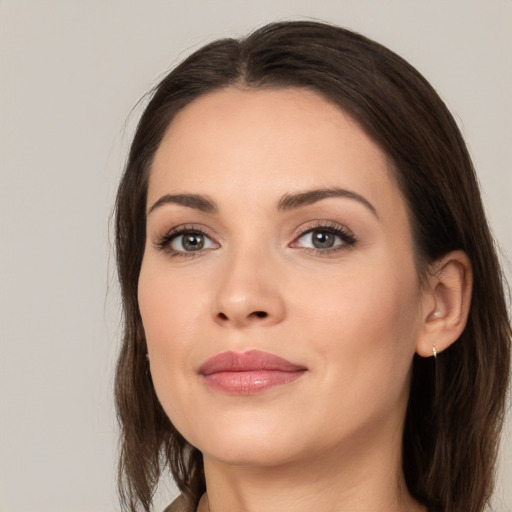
[212,247,286,328]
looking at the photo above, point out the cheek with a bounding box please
[138,258,207,348]
[296,254,419,336]
[291,255,421,402]
[137,259,208,412]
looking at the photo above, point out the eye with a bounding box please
[292,224,356,252]
[156,227,219,255]
[171,232,212,252]
[303,230,338,249]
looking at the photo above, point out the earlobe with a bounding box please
[416,250,473,358]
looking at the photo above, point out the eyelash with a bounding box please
[155,224,215,258]
[293,222,357,254]
[154,221,357,258]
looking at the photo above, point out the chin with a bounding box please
[202,438,300,468]
[183,412,307,467]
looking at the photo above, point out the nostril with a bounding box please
[216,310,269,322]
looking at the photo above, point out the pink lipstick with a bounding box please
[198,350,307,395]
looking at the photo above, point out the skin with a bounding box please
[138,88,471,512]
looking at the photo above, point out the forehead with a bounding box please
[148,87,404,218]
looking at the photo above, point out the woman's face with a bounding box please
[139,88,426,467]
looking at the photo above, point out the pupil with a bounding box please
[183,234,204,251]
[313,231,334,248]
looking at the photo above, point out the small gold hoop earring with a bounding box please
[432,345,437,359]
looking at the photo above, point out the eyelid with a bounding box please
[153,220,356,257]
[170,232,218,252]
[289,221,357,251]
[154,224,220,256]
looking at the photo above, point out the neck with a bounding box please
[201,421,426,512]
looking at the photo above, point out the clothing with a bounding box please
[164,494,207,512]
[163,495,185,512]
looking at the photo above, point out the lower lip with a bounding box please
[202,369,306,395]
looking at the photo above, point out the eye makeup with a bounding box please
[153,219,357,259]
[290,220,357,255]
[154,223,220,258]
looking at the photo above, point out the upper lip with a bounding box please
[198,350,307,375]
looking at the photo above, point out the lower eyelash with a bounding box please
[298,223,357,247]
[153,222,356,258]
[154,226,209,256]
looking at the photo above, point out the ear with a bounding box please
[416,250,473,358]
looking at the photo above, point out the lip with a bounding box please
[198,350,307,395]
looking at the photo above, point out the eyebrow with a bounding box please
[147,187,378,218]
[147,193,217,215]
[277,187,378,217]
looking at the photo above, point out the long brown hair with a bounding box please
[114,20,511,512]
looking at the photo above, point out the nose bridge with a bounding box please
[212,238,285,327]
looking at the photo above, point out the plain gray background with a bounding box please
[1,1,511,511]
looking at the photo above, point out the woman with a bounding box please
[114,21,511,512]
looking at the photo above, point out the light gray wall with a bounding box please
[1,1,510,511]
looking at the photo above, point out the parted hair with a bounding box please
[114,20,511,512]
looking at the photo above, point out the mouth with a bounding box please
[198,350,308,395]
